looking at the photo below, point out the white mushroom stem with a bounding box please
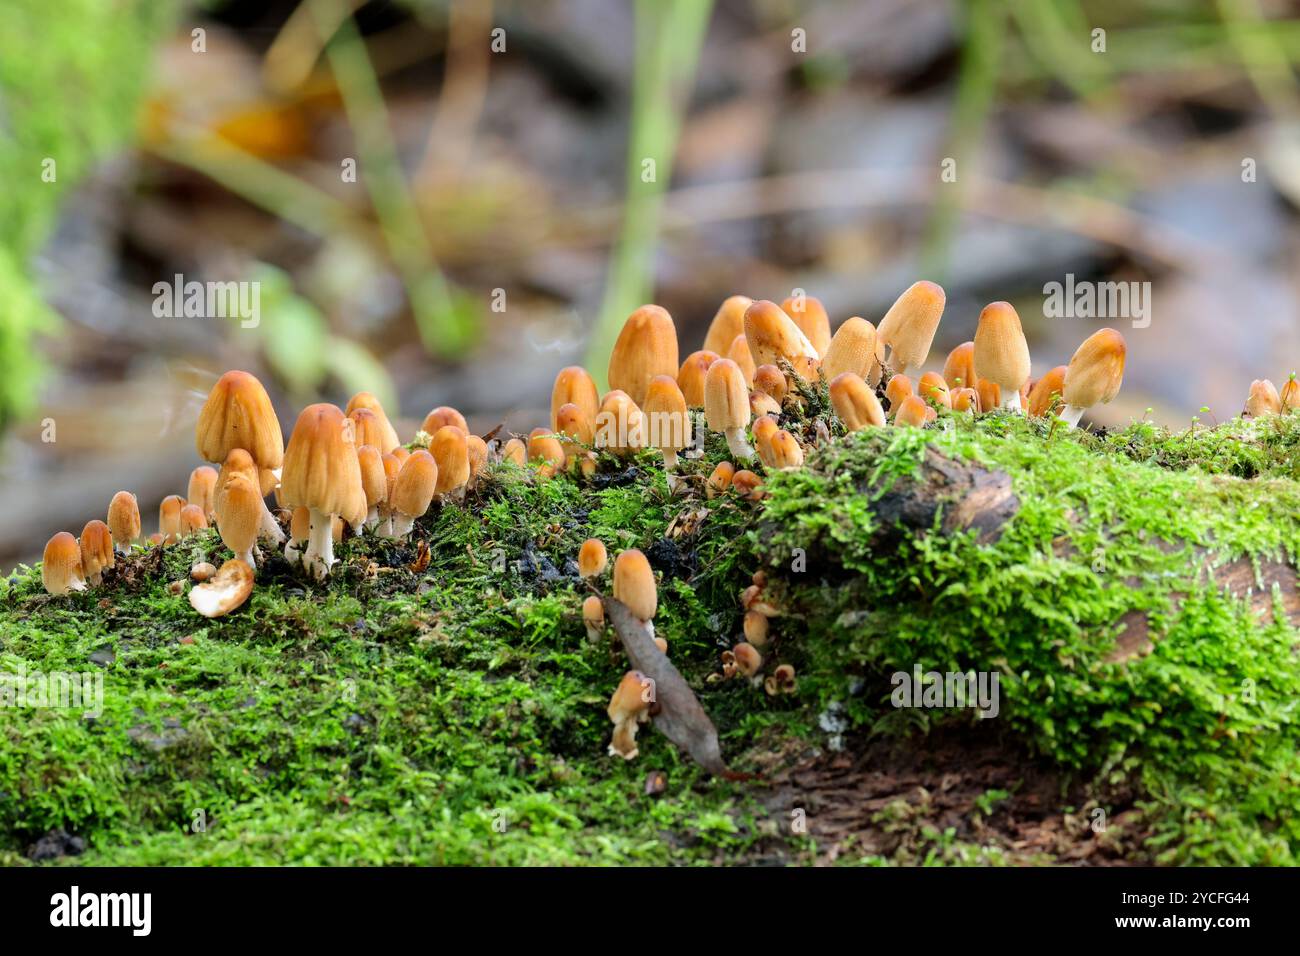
[284,540,304,568]
[585,622,604,643]
[365,506,381,532]
[724,427,755,460]
[303,507,336,581]
[235,547,257,572]
[661,449,679,472]
[1001,390,1023,412]
[86,570,102,588]
[388,513,416,538]
[258,500,285,545]
[1058,404,1086,429]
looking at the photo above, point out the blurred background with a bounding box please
[2,0,1300,566]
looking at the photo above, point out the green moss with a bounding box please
[3,412,1298,865]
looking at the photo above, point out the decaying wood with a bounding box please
[869,445,1020,545]
[604,595,730,777]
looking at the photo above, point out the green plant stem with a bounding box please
[586,0,713,390]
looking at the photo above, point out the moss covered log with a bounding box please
[3,410,1299,865]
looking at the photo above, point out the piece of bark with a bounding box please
[604,595,730,777]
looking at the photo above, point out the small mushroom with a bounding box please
[613,549,658,634]
[107,491,141,555]
[179,504,208,537]
[752,415,779,464]
[749,389,782,420]
[731,470,765,500]
[344,392,402,453]
[677,350,720,407]
[191,562,217,582]
[465,434,488,490]
[753,364,788,404]
[421,406,469,435]
[821,316,881,385]
[528,427,567,478]
[1246,379,1282,418]
[357,445,388,531]
[830,372,886,430]
[942,341,978,391]
[187,466,219,521]
[78,520,114,587]
[706,461,735,498]
[702,295,753,356]
[895,394,935,427]
[578,538,608,578]
[743,610,769,647]
[1280,374,1300,412]
[219,448,283,544]
[279,403,367,579]
[501,437,527,466]
[216,472,262,569]
[1027,365,1069,418]
[973,301,1031,412]
[551,366,601,434]
[733,642,763,678]
[187,558,254,618]
[643,375,690,482]
[583,595,605,643]
[42,532,86,596]
[768,430,805,469]
[1060,328,1127,429]
[917,372,951,410]
[608,670,654,760]
[387,449,438,538]
[727,333,758,387]
[555,402,594,463]
[781,294,832,358]
[431,426,471,501]
[159,495,186,545]
[884,374,914,418]
[595,390,645,457]
[951,387,979,413]
[704,358,756,460]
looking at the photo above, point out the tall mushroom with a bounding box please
[704,358,755,460]
[877,281,945,376]
[279,403,366,580]
[159,495,186,545]
[195,370,286,543]
[973,301,1032,412]
[608,305,680,407]
[1059,328,1127,429]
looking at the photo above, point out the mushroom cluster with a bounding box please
[33,290,1137,760]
